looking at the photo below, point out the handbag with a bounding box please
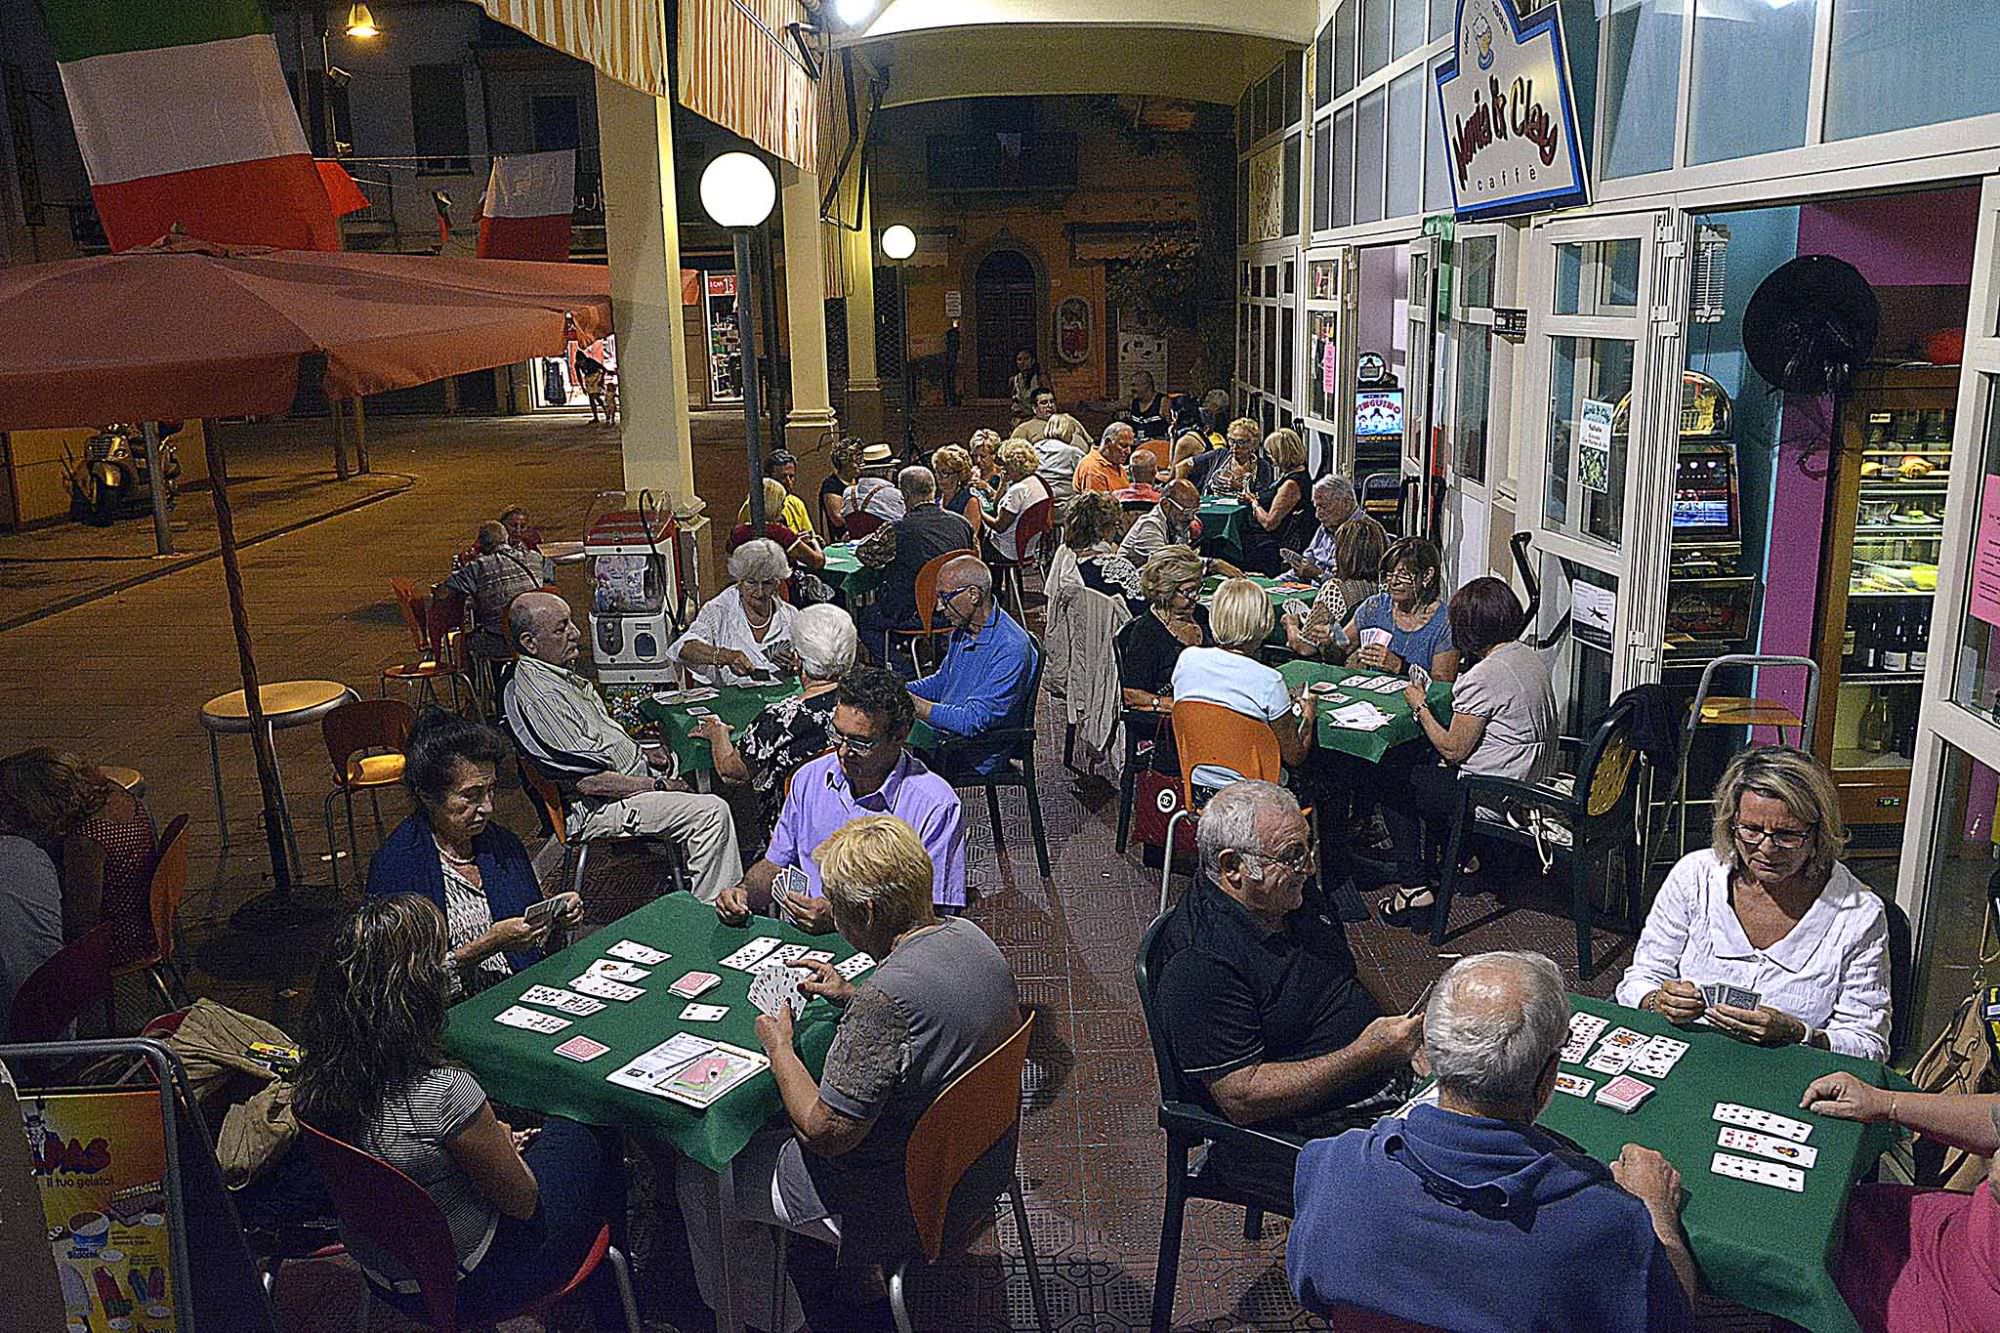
[1907,980,2000,1191]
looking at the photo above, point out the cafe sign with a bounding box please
[1434,0,1589,221]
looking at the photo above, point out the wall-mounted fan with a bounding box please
[1742,255,1879,397]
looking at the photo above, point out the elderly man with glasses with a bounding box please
[1152,781,1420,1205]
[1120,478,1241,576]
[715,665,967,931]
[907,555,1037,780]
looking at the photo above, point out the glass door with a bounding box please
[1303,246,1355,474]
[1440,223,1517,587]
[1403,234,1441,537]
[1520,210,1691,714]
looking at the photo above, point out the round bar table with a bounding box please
[199,680,356,868]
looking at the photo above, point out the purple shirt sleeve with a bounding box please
[917,788,967,908]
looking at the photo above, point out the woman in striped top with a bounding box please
[295,896,626,1323]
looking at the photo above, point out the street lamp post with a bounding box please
[881,223,916,461]
[700,152,779,530]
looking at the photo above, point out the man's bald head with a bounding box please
[1423,952,1568,1117]
[509,590,578,666]
[936,554,994,628]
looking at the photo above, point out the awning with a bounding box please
[678,0,821,174]
[476,0,667,98]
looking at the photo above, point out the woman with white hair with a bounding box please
[693,604,857,845]
[668,538,800,687]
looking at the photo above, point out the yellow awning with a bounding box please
[678,0,821,175]
[476,0,667,99]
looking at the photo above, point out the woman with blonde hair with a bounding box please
[987,439,1052,563]
[967,429,1004,506]
[728,477,826,572]
[931,443,985,546]
[1116,546,1214,775]
[1168,577,1316,788]
[1058,490,1144,612]
[1241,427,1316,575]
[1616,745,1890,1059]
[820,436,865,539]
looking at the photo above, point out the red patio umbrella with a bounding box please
[0,236,614,898]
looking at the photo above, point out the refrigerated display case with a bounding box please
[703,272,743,405]
[1813,364,1957,843]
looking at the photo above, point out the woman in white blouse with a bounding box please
[669,538,799,687]
[1615,745,1891,1061]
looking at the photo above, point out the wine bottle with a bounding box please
[1858,691,1893,754]
[1910,606,1931,672]
[1857,605,1880,671]
[1842,620,1858,669]
[1881,603,1909,672]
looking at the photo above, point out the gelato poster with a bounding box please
[22,1089,178,1332]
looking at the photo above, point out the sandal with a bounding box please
[1377,884,1435,928]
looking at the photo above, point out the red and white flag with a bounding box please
[47,0,339,252]
[477,150,576,261]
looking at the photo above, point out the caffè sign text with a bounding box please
[1434,0,1589,221]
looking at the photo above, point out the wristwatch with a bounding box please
[653,775,670,792]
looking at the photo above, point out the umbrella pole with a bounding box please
[353,397,370,474]
[143,422,173,556]
[205,425,294,894]
[330,400,349,481]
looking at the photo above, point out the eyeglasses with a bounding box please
[1731,822,1814,851]
[1243,841,1316,876]
[937,585,979,608]
[831,726,884,756]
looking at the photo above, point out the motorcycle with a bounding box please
[68,421,182,526]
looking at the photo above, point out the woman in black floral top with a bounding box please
[692,604,857,850]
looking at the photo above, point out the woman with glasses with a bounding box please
[1340,535,1459,681]
[1615,745,1890,1060]
[1116,547,1214,776]
[669,538,801,688]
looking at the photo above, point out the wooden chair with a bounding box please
[297,1120,639,1333]
[12,922,116,1042]
[931,638,1051,880]
[321,698,415,892]
[1158,701,1290,915]
[890,547,975,676]
[1135,914,1302,1332]
[107,814,191,1022]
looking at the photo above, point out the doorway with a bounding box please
[975,250,1037,399]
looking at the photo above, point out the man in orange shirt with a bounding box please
[1074,421,1133,494]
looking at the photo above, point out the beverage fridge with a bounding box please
[1811,364,1956,848]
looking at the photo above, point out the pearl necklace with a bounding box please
[434,835,477,867]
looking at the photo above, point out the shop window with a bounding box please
[1282,315,1296,402]
[1264,306,1280,395]
[1313,125,1333,232]
[1335,0,1359,100]
[1914,741,2000,1060]
[1316,20,1334,110]
[1265,263,1279,294]
[1386,67,1424,221]
[1284,259,1296,295]
[1248,304,1261,387]
[1355,88,1387,226]
[1423,54,1452,214]
[1309,310,1338,421]
[1361,0,1391,81]
[1237,158,1251,244]
[1284,55,1304,130]
[1333,107,1357,228]
[1598,0,1681,179]
[1459,235,1497,309]
[1455,325,1492,484]
[1828,1,2000,142]
[1283,133,1303,238]
[1545,336,1635,545]
[1554,239,1640,317]
[1428,0,1454,41]
[1952,383,2000,723]
[1393,0,1425,60]
[1689,0,1813,165]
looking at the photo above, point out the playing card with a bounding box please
[679,1003,729,1022]
[1585,1046,1633,1075]
[1711,1151,1805,1193]
[835,952,877,980]
[1594,1074,1658,1113]
[1713,1102,1813,1143]
[586,959,651,983]
[749,963,808,1018]
[1718,1126,1820,1169]
[518,985,606,1017]
[554,1035,609,1062]
[1560,1012,1609,1063]
[607,940,670,965]
[494,1005,570,1034]
[570,974,644,1002]
[768,944,813,966]
[802,951,835,964]
[669,970,721,998]
[1700,982,1723,1006]
[719,936,783,971]
[1721,986,1763,1011]
[1629,1035,1689,1079]
[1601,1027,1648,1050]
[524,897,562,931]
[1553,1072,1595,1098]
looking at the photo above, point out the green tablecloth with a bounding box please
[1278,658,1452,762]
[1535,995,1901,1333]
[821,542,878,600]
[637,682,935,778]
[444,894,859,1171]
[1196,498,1248,562]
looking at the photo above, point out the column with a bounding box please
[779,164,840,455]
[840,166,885,442]
[595,71,696,501]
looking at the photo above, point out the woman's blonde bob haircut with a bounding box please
[1710,744,1848,884]
[814,815,937,938]
[1266,428,1307,472]
[1140,545,1206,608]
[1209,577,1274,649]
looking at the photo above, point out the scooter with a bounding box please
[68,421,181,526]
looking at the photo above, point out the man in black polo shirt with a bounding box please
[855,464,975,672]
[1155,780,1420,1198]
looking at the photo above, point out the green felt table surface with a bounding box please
[444,894,860,1172]
[1535,995,1902,1333]
[637,681,935,777]
[820,542,877,598]
[1195,498,1248,561]
[1278,657,1451,762]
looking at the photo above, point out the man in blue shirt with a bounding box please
[1287,951,1698,1332]
[907,555,1036,778]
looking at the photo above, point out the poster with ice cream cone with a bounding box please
[21,1089,177,1332]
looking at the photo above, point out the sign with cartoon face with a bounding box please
[1435,0,1590,220]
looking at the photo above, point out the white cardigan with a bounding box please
[1613,849,1891,1061]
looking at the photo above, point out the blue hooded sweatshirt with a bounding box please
[1287,1104,1695,1332]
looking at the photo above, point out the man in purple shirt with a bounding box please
[716,665,966,930]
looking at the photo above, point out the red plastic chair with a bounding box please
[298,1120,640,1332]
[994,496,1054,623]
[11,921,115,1042]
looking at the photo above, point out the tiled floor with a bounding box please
[3,411,1777,1331]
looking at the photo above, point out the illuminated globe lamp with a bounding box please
[700,153,780,528]
[881,225,917,458]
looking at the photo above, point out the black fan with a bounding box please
[1743,255,1879,397]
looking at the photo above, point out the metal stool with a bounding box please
[1663,654,1822,865]
[199,680,356,868]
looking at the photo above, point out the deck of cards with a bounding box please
[1703,982,1763,1010]
[749,962,809,1018]
[669,970,721,999]
[1593,1073,1658,1113]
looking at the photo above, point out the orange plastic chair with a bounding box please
[891,547,975,675]
[1158,700,1300,914]
[321,698,415,892]
[297,1120,639,1332]
[382,580,477,715]
[107,814,190,1017]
